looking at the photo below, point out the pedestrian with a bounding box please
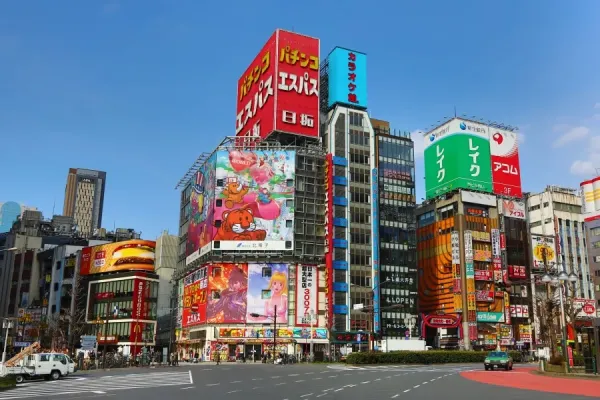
[215,352,220,365]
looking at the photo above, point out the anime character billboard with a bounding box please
[246,263,288,324]
[186,154,217,257]
[206,264,248,323]
[213,149,295,251]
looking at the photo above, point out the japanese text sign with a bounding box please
[296,265,319,326]
[236,30,320,141]
[451,231,460,265]
[464,231,473,263]
[327,47,368,109]
[182,266,208,327]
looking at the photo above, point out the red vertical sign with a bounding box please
[130,278,146,343]
[490,129,523,198]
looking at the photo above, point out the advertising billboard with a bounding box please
[489,128,522,198]
[274,30,320,138]
[80,240,156,275]
[424,119,492,199]
[573,298,597,319]
[498,198,526,219]
[580,177,600,221]
[182,266,209,328]
[324,154,334,328]
[236,32,277,139]
[246,263,289,324]
[531,235,557,271]
[207,264,249,324]
[186,154,217,259]
[296,265,318,326]
[236,30,320,141]
[213,149,295,251]
[327,47,368,109]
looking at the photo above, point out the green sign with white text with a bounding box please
[424,119,493,199]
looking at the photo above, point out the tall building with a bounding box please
[372,120,418,339]
[63,168,106,237]
[527,186,593,299]
[0,202,37,233]
[580,178,600,315]
[174,29,328,361]
[418,117,529,351]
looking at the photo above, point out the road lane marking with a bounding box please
[230,381,242,384]
[252,378,263,381]
[422,381,428,385]
[391,395,399,399]
[296,380,305,382]
[227,389,241,394]
[414,385,420,388]
[313,377,322,380]
[323,388,334,392]
[273,376,281,378]
[91,391,106,394]
[181,387,195,390]
[305,372,315,375]
[404,389,411,393]
[289,373,300,376]
[361,381,371,384]
[334,388,344,392]
[189,370,194,384]
[300,394,313,398]
[206,383,220,386]
[276,382,287,386]
[316,395,326,398]
[252,387,261,390]
[375,378,381,381]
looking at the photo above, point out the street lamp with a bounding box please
[250,304,278,359]
[2,318,17,363]
[368,278,391,351]
[541,269,578,372]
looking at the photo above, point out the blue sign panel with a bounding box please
[327,47,368,109]
[371,168,381,333]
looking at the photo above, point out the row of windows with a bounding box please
[349,129,370,147]
[378,140,414,162]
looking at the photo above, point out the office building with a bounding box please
[63,168,107,237]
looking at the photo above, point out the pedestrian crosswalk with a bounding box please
[0,371,193,399]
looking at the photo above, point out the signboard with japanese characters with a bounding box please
[451,231,460,265]
[491,229,501,257]
[296,265,319,326]
[424,119,492,199]
[475,269,493,281]
[464,231,473,263]
[327,47,368,109]
[236,29,320,142]
[476,290,494,302]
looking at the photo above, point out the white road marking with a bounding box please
[207,383,220,386]
[181,387,195,390]
[91,392,105,394]
[252,378,263,381]
[276,382,287,386]
[334,388,344,392]
[404,389,411,393]
[227,389,241,394]
[391,395,399,399]
[189,370,193,384]
[361,381,371,384]
[300,394,313,398]
[414,385,420,388]
[288,373,300,376]
[230,381,242,384]
[313,377,322,380]
[296,380,305,382]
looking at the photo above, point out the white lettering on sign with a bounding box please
[493,162,519,175]
[281,110,314,128]
[186,313,202,325]
[277,72,319,96]
[235,75,274,134]
[136,281,144,318]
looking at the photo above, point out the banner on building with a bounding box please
[296,265,319,326]
[464,231,473,262]
[451,231,460,265]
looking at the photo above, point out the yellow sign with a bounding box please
[454,294,463,312]
[472,231,491,242]
[467,279,475,293]
[467,294,476,311]
[80,240,156,275]
[533,243,555,264]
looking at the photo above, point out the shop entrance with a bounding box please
[245,344,262,361]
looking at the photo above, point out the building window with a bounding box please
[590,227,600,237]
[529,205,540,211]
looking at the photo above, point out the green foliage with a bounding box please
[0,374,17,390]
[346,350,524,365]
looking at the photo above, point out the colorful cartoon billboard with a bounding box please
[206,264,248,323]
[80,240,156,275]
[186,153,217,259]
[182,265,209,328]
[246,263,288,324]
[213,149,295,251]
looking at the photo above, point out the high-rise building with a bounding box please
[63,168,106,237]
[418,117,530,351]
[0,202,37,233]
[527,186,593,299]
[580,178,600,316]
[372,120,418,340]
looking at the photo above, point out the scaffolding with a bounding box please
[173,135,327,280]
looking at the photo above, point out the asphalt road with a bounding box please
[0,363,596,400]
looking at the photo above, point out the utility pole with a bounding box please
[102,300,111,370]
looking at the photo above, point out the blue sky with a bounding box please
[1,1,599,239]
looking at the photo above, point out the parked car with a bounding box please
[484,351,513,371]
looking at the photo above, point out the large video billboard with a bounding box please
[182,265,209,328]
[236,29,320,141]
[80,240,156,275]
[207,264,249,324]
[490,128,522,198]
[246,263,289,324]
[186,154,217,258]
[424,119,492,199]
[213,149,295,251]
[327,47,368,109]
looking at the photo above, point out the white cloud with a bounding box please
[553,126,590,148]
[570,160,596,175]
[411,129,425,159]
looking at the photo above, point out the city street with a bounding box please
[0,363,596,400]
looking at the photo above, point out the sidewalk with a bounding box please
[461,367,600,397]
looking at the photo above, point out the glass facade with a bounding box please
[376,131,417,338]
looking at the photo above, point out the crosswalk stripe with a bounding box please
[0,371,191,399]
